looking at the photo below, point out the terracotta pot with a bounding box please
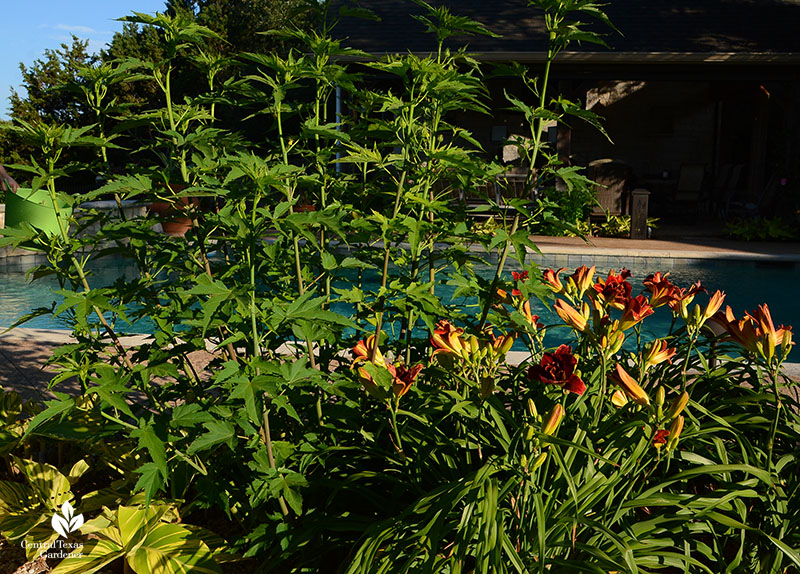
[296,203,317,213]
[149,195,199,236]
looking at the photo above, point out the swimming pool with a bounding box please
[1,256,797,338]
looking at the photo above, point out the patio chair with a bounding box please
[587,159,632,219]
[673,163,708,215]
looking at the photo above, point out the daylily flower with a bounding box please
[592,268,632,310]
[352,335,386,367]
[643,272,678,308]
[512,270,529,296]
[490,331,516,357]
[611,389,628,408]
[609,364,650,407]
[527,345,586,395]
[554,299,591,333]
[703,290,726,320]
[618,295,654,331]
[711,304,793,363]
[543,268,565,293]
[651,428,670,448]
[669,281,706,319]
[387,363,424,398]
[643,339,676,370]
[352,337,423,399]
[522,300,543,330]
[569,265,596,298]
[431,320,467,358]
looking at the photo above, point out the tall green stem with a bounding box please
[370,171,407,362]
[478,42,555,331]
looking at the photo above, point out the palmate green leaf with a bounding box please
[187,420,236,455]
[131,424,167,480]
[169,403,214,428]
[22,393,74,438]
[134,463,165,506]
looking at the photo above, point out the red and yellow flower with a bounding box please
[554,299,591,333]
[643,339,676,370]
[592,268,632,310]
[643,272,678,308]
[527,345,586,395]
[543,267,565,293]
[352,335,423,399]
[618,295,654,331]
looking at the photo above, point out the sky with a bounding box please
[1,0,169,119]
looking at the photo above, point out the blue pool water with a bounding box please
[1,257,798,340]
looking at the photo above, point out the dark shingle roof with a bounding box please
[334,0,800,57]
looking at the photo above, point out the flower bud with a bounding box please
[656,386,665,420]
[527,398,538,418]
[667,415,684,451]
[520,454,528,471]
[530,452,548,471]
[525,423,535,442]
[542,404,564,437]
[666,391,689,420]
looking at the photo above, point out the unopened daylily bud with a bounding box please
[530,452,548,471]
[667,415,684,451]
[525,423,535,442]
[520,454,528,471]
[498,333,516,356]
[469,335,480,356]
[542,404,564,436]
[609,364,650,407]
[656,386,665,420]
[527,398,538,418]
[666,391,689,420]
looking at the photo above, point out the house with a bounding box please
[335,0,800,221]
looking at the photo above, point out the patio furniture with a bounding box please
[587,159,632,218]
[673,163,708,215]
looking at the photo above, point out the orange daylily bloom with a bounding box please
[609,364,650,407]
[618,295,654,331]
[643,339,676,369]
[352,335,386,367]
[522,300,543,330]
[352,336,423,399]
[643,272,678,308]
[554,299,590,333]
[711,304,793,363]
[543,268,565,293]
[592,268,632,310]
[703,290,726,320]
[387,363,424,398]
[491,331,516,356]
[431,320,466,358]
